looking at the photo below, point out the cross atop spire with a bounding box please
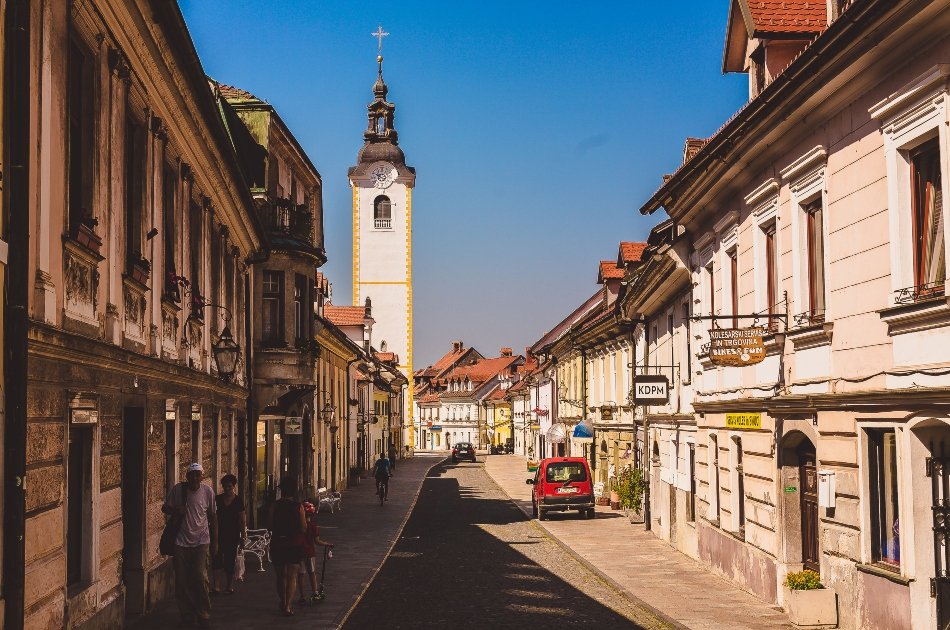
[372,25,389,54]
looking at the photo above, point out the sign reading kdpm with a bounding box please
[726,412,762,430]
[633,375,670,404]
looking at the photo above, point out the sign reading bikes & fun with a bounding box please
[708,327,767,366]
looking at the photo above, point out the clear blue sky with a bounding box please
[180,1,747,368]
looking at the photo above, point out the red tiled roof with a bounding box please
[216,83,267,103]
[487,388,508,401]
[619,242,648,265]
[375,352,396,362]
[324,306,366,327]
[446,355,520,384]
[599,260,624,282]
[417,392,440,404]
[746,1,826,34]
[683,138,710,164]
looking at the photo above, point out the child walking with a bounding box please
[298,502,334,603]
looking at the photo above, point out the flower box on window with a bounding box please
[129,255,151,285]
[72,217,103,254]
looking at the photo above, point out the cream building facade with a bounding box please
[637,2,950,628]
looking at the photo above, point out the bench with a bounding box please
[316,487,342,513]
[241,528,271,572]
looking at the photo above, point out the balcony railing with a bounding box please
[374,218,392,230]
[260,200,313,242]
[894,281,945,305]
[793,309,825,328]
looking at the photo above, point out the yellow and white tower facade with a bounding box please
[348,52,415,444]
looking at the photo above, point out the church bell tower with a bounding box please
[348,37,415,432]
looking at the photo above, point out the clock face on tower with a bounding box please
[370,163,396,189]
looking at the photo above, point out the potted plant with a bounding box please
[616,466,646,524]
[609,479,621,510]
[782,569,837,628]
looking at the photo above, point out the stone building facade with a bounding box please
[213,81,327,519]
[21,2,262,627]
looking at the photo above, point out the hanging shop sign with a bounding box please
[284,416,303,435]
[725,412,762,430]
[708,327,766,366]
[633,374,670,404]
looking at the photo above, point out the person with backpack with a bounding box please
[162,462,218,629]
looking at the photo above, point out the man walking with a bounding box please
[163,462,218,628]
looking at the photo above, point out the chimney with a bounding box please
[500,347,512,357]
[452,340,463,352]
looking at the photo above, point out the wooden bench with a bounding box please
[241,528,271,572]
[316,487,342,513]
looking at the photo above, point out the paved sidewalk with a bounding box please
[484,455,793,630]
[128,453,444,630]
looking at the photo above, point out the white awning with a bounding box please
[546,423,567,444]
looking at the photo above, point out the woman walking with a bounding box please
[269,476,306,617]
[212,474,246,595]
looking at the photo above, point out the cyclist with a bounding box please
[373,453,391,502]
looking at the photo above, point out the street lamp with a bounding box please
[321,400,336,430]
[211,325,240,382]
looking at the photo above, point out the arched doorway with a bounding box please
[780,431,819,573]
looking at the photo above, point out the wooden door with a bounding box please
[799,449,820,572]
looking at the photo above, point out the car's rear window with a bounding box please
[545,462,588,483]
[457,443,472,449]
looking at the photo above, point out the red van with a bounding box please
[526,457,595,520]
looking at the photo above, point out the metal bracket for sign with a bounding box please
[689,313,788,323]
[690,291,790,327]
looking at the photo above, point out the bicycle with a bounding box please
[376,477,389,505]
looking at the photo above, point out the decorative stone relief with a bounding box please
[63,240,103,328]
[123,279,147,344]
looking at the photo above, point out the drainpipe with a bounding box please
[581,348,591,474]
[3,1,30,626]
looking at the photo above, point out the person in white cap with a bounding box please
[162,462,218,628]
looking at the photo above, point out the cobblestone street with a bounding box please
[343,457,671,629]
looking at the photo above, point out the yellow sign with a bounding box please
[726,413,762,430]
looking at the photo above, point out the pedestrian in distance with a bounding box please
[388,445,397,476]
[269,476,307,617]
[162,462,218,629]
[373,452,391,501]
[211,474,246,596]
[297,502,334,604]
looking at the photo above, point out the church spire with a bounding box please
[373,54,388,101]
[350,25,414,175]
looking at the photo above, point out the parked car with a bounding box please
[452,442,477,463]
[526,457,594,520]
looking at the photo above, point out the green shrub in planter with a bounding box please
[784,569,823,590]
[615,466,645,513]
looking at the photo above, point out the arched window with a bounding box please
[374,195,391,229]
[376,116,386,135]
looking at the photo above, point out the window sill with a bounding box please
[786,321,833,350]
[856,562,912,586]
[878,296,950,335]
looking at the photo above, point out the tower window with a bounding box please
[377,116,386,135]
[374,195,392,230]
